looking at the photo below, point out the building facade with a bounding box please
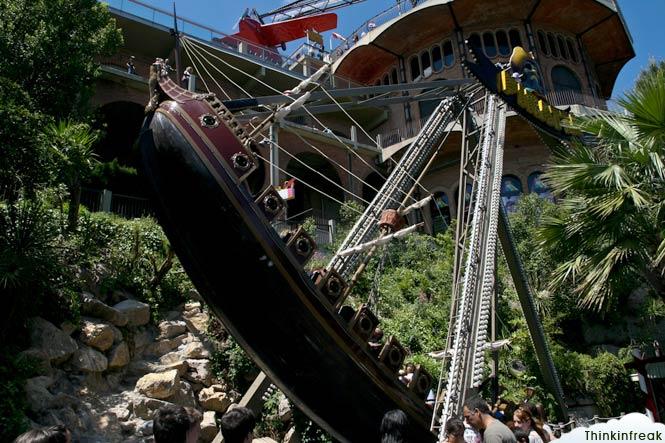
[92,0,633,236]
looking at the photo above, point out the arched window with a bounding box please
[391,68,398,84]
[496,30,510,56]
[383,74,389,86]
[443,40,454,67]
[421,50,431,76]
[430,192,451,234]
[509,29,522,48]
[483,31,497,57]
[432,45,443,72]
[501,175,522,213]
[410,56,421,81]
[547,33,559,57]
[362,172,386,203]
[566,38,578,63]
[557,35,568,60]
[468,33,482,51]
[552,65,582,92]
[528,172,553,201]
[537,30,549,56]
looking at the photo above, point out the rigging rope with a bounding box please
[260,137,373,207]
[182,36,419,221]
[181,36,423,206]
[180,38,228,99]
[252,150,379,222]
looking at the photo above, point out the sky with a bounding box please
[123,0,664,99]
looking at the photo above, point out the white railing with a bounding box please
[102,0,366,90]
[545,89,608,110]
[330,0,424,62]
[81,187,153,219]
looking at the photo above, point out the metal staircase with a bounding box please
[327,96,464,281]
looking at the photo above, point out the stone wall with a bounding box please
[20,292,237,443]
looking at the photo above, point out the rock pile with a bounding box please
[20,292,241,443]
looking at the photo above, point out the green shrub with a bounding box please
[210,336,258,393]
[254,390,288,441]
[75,211,192,317]
[293,408,333,443]
[0,196,76,342]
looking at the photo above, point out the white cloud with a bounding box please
[559,413,665,443]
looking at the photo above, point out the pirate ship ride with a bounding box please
[138,17,573,439]
[138,60,441,441]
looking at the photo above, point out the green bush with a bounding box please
[254,390,289,441]
[75,211,192,317]
[0,196,76,342]
[210,336,258,394]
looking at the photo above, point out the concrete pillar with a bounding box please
[101,189,112,213]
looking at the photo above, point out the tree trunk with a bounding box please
[67,183,81,232]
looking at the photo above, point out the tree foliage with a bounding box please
[0,78,52,201]
[539,64,665,312]
[47,121,101,231]
[0,0,122,118]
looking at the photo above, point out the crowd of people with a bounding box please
[12,405,256,443]
[14,393,556,442]
[380,395,558,443]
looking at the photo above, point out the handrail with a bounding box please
[329,0,423,62]
[101,0,365,89]
[545,89,607,110]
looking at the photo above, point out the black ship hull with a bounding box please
[138,102,436,442]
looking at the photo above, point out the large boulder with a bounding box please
[80,293,128,326]
[128,359,188,378]
[107,342,130,369]
[199,411,218,443]
[135,369,180,399]
[146,334,187,356]
[132,396,172,420]
[160,352,184,366]
[168,380,197,408]
[158,320,187,340]
[71,345,108,373]
[184,310,209,337]
[28,317,78,364]
[113,300,150,327]
[182,341,210,359]
[198,385,232,412]
[80,319,115,352]
[132,326,155,357]
[183,359,213,387]
[24,376,55,412]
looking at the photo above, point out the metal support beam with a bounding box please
[223,78,474,111]
[269,123,280,187]
[497,206,568,420]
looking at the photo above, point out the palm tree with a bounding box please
[538,64,665,313]
[47,120,100,232]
